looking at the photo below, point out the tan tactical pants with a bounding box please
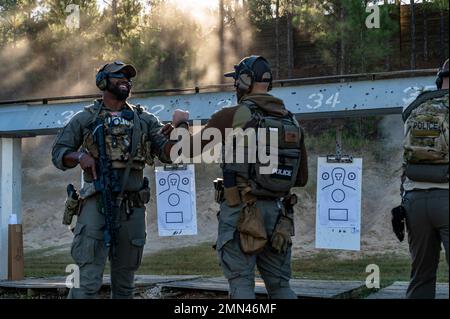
[216,199,297,299]
[404,189,449,299]
[67,195,146,299]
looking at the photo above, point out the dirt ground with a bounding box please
[13,114,411,259]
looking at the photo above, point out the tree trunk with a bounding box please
[384,0,391,70]
[339,2,345,75]
[13,16,17,49]
[234,0,241,57]
[439,7,445,64]
[396,0,402,67]
[422,2,428,63]
[410,0,416,69]
[275,0,280,79]
[360,1,367,73]
[111,0,120,49]
[286,0,294,78]
[219,0,225,83]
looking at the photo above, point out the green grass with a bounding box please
[291,250,448,285]
[136,243,220,276]
[24,247,73,277]
[25,243,449,288]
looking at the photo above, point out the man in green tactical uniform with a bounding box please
[52,61,182,299]
[169,56,308,298]
[393,58,449,298]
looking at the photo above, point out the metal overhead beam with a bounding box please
[0,69,437,137]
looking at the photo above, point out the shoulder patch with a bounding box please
[232,105,253,128]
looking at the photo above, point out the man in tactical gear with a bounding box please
[168,56,308,299]
[396,59,449,299]
[52,60,181,299]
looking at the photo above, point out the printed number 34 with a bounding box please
[306,92,340,109]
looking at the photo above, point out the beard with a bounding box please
[107,80,131,101]
[236,87,248,103]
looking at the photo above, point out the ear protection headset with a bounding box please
[235,55,273,92]
[96,63,110,91]
[95,61,132,91]
[436,66,449,90]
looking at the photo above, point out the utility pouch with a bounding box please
[214,178,225,204]
[137,177,151,206]
[215,189,224,204]
[391,205,406,242]
[237,202,267,255]
[404,163,449,183]
[224,186,241,207]
[63,184,80,226]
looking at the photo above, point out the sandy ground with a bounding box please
[9,115,411,259]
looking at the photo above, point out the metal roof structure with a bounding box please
[0,69,437,137]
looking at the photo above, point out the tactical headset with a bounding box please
[234,56,273,92]
[95,62,132,91]
[436,66,449,90]
[96,63,110,91]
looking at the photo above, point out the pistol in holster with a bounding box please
[221,170,241,207]
[137,177,151,206]
[282,193,298,215]
[213,178,224,204]
[391,204,407,242]
[63,184,80,226]
[280,194,297,223]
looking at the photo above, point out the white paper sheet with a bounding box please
[155,165,197,236]
[315,157,362,251]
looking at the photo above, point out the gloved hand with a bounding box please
[391,205,406,242]
[159,123,174,137]
[271,215,293,254]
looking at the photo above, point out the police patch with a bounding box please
[411,121,440,137]
[271,165,294,180]
[284,130,299,143]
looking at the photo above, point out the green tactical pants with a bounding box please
[216,199,297,299]
[67,194,146,299]
[404,189,449,299]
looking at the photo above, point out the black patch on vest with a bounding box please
[271,165,294,180]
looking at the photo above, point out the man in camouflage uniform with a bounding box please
[52,61,181,299]
[398,59,449,298]
[170,56,308,299]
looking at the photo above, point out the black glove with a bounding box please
[391,205,406,242]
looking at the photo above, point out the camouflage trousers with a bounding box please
[67,194,146,299]
[216,199,297,299]
[404,189,449,299]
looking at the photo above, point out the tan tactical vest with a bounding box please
[403,89,449,183]
[83,102,154,170]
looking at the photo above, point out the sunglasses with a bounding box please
[109,72,129,79]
